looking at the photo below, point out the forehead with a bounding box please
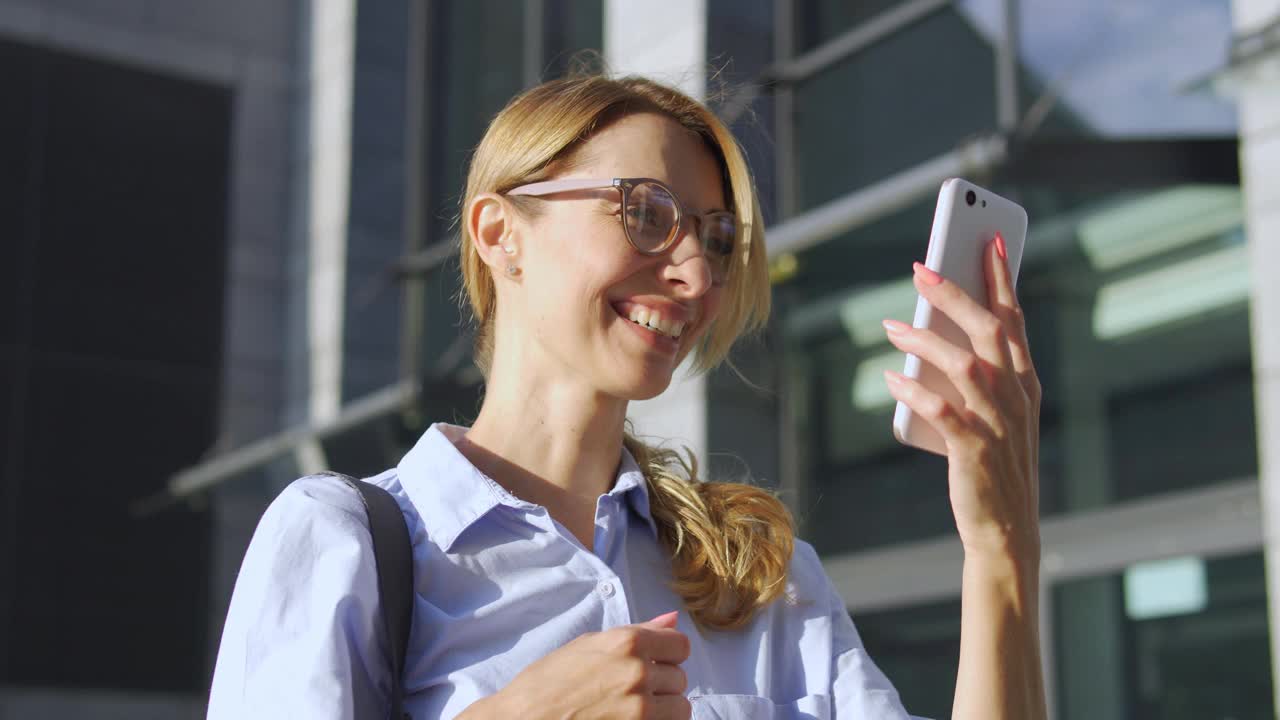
[572,112,727,212]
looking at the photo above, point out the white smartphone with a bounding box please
[892,178,1028,456]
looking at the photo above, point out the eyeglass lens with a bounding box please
[624,181,735,283]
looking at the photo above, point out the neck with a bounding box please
[461,352,629,511]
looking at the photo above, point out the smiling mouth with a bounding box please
[613,304,685,341]
[630,312,683,340]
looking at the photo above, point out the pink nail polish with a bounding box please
[994,233,1007,261]
[882,319,909,334]
[913,262,943,285]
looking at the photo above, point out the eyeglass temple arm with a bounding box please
[506,178,618,196]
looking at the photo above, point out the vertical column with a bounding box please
[604,0,710,467]
[1229,0,1280,713]
[306,0,356,424]
[1055,281,1125,720]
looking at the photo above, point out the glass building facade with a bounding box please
[700,2,1269,718]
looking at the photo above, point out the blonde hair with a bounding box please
[459,74,794,630]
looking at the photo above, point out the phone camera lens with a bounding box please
[965,190,977,206]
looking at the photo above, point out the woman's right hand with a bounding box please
[460,611,692,720]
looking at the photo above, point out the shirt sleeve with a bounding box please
[800,543,932,720]
[207,475,392,719]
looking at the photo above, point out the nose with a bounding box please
[660,219,714,297]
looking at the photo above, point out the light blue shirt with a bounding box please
[209,423,930,719]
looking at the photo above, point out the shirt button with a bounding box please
[597,580,616,598]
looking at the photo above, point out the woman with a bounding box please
[208,74,1046,719]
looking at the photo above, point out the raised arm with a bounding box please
[881,237,1047,719]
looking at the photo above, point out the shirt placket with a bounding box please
[588,493,632,628]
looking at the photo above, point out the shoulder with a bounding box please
[254,470,412,552]
[785,538,838,609]
[223,473,409,624]
[260,474,371,538]
[277,473,372,512]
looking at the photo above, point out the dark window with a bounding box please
[1055,552,1273,719]
[0,38,230,693]
[855,597,962,720]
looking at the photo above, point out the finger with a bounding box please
[983,234,1017,312]
[642,694,692,720]
[641,611,679,629]
[982,236,1037,386]
[884,369,972,448]
[616,626,691,665]
[882,319,1001,428]
[913,262,1015,371]
[645,661,688,695]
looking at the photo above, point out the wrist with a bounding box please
[964,549,1040,615]
[962,524,1039,574]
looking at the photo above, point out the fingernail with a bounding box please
[649,611,679,624]
[994,233,1007,261]
[882,319,910,334]
[913,262,943,285]
[883,370,905,384]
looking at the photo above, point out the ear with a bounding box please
[467,192,520,276]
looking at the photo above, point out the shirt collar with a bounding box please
[396,423,658,552]
[611,445,659,539]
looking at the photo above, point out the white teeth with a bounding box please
[623,306,682,339]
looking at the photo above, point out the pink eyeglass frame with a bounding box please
[505,177,739,263]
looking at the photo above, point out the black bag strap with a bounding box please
[323,472,414,720]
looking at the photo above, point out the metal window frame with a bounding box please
[721,0,953,125]
[824,479,1262,613]
[824,479,1262,720]
[133,379,420,515]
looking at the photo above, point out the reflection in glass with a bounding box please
[792,7,996,212]
[1018,0,1236,137]
[855,598,962,720]
[1055,552,1273,719]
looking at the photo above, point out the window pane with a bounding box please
[707,0,778,222]
[1054,552,1273,719]
[792,5,997,212]
[854,598,962,720]
[795,0,912,53]
[1018,0,1236,137]
[793,0,999,54]
[543,0,603,79]
[428,0,526,242]
[419,1,526,387]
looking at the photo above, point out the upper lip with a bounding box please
[612,299,696,326]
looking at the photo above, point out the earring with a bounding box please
[502,244,518,275]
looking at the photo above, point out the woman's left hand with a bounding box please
[881,237,1042,564]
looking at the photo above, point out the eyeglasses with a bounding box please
[506,177,738,285]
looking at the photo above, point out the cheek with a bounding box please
[700,290,725,330]
[545,211,632,273]
[683,289,725,350]
[529,217,633,323]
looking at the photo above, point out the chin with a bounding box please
[619,369,675,401]
[630,378,673,401]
